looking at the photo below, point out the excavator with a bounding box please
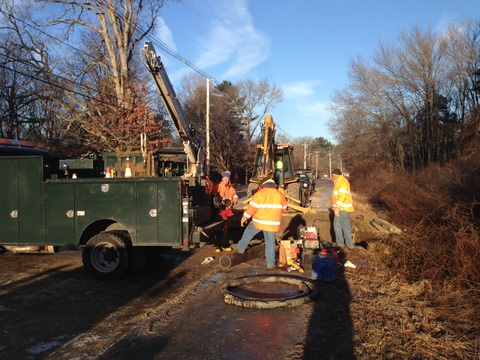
[247,115,314,212]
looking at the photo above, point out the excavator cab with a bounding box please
[247,142,296,197]
[247,115,311,209]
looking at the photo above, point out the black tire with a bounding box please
[0,246,6,254]
[82,231,131,280]
[301,187,311,207]
[286,182,301,206]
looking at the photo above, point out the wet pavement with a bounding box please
[1,179,344,359]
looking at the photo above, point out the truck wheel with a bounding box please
[286,182,301,206]
[82,232,131,280]
[301,188,310,207]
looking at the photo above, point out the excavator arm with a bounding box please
[259,114,275,179]
[141,41,204,177]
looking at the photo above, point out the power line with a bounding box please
[275,122,294,141]
[0,4,218,97]
[0,7,93,60]
[0,63,132,128]
[145,36,217,82]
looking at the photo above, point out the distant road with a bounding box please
[310,179,334,211]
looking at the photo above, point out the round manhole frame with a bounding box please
[221,274,319,308]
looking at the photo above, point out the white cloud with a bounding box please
[435,12,463,34]
[303,101,330,117]
[156,17,177,52]
[283,80,319,99]
[195,0,271,78]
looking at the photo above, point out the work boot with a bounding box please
[222,247,232,252]
[215,248,222,253]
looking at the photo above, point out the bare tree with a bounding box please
[330,22,476,173]
[445,19,480,120]
[232,78,284,144]
[0,1,69,147]
[180,75,247,178]
[38,0,165,109]
[0,0,169,153]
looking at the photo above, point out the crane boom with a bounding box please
[142,41,204,177]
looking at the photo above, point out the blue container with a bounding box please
[312,252,337,282]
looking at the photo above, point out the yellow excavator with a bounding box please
[246,115,314,213]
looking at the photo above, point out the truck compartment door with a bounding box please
[156,181,182,246]
[135,181,158,244]
[0,157,44,245]
[45,182,75,245]
[0,158,19,244]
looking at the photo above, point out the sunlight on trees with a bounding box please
[0,0,166,154]
[329,19,480,174]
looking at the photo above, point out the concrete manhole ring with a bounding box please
[221,274,318,308]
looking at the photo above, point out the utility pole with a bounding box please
[328,153,332,177]
[314,151,320,179]
[206,78,211,175]
[303,142,307,169]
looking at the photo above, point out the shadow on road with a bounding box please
[304,267,355,359]
[0,249,195,359]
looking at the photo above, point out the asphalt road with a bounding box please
[0,179,344,360]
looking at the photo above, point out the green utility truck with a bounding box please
[0,41,224,280]
[0,154,221,279]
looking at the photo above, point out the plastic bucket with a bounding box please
[312,252,337,282]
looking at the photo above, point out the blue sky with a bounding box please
[149,0,480,143]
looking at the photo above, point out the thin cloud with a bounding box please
[435,12,463,33]
[156,17,177,52]
[303,102,330,117]
[195,0,271,78]
[283,81,319,99]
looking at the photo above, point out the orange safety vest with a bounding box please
[243,187,287,232]
[332,175,354,212]
[216,182,238,204]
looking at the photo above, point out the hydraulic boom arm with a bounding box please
[142,41,204,177]
[259,114,276,179]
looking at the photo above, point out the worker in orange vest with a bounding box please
[212,171,237,253]
[213,171,238,205]
[237,179,288,269]
[331,168,354,251]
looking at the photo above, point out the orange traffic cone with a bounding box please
[105,167,111,178]
[124,162,132,178]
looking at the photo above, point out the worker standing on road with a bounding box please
[212,171,237,252]
[237,179,288,269]
[331,169,354,251]
[213,171,238,205]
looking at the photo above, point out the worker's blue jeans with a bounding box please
[237,221,276,268]
[334,210,354,249]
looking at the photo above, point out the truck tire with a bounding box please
[286,182,301,206]
[301,187,310,207]
[82,231,131,280]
